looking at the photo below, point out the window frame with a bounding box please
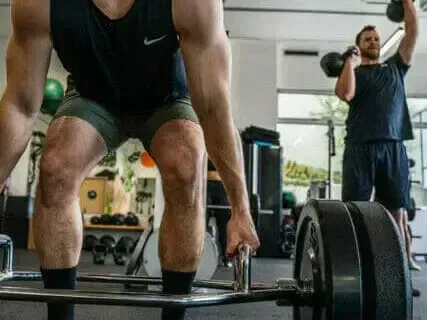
[277,89,427,187]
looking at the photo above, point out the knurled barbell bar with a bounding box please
[0,199,412,319]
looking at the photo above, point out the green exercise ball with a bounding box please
[41,78,65,116]
[282,190,297,209]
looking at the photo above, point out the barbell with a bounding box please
[0,199,412,319]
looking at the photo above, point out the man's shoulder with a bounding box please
[12,0,50,35]
[384,52,410,71]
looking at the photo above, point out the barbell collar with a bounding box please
[276,278,317,307]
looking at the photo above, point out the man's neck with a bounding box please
[360,57,379,66]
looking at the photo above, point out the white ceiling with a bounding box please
[0,1,424,52]
[225,0,427,15]
[224,0,427,53]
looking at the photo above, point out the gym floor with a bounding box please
[0,250,425,319]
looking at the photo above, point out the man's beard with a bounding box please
[362,49,380,60]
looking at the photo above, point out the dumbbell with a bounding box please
[320,48,359,78]
[386,0,415,23]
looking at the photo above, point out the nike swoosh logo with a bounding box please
[144,35,167,46]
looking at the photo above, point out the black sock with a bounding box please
[161,269,196,320]
[40,266,77,320]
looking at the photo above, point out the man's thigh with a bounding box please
[135,97,200,153]
[375,141,409,211]
[53,92,126,152]
[341,143,375,202]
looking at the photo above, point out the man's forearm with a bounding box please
[398,0,418,63]
[335,60,356,101]
[196,92,250,215]
[403,0,418,34]
[0,97,37,186]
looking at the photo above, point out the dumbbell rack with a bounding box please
[84,223,144,231]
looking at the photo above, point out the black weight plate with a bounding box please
[293,200,362,320]
[346,202,412,320]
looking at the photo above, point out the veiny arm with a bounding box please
[173,0,249,215]
[0,0,52,184]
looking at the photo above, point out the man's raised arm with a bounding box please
[398,0,419,65]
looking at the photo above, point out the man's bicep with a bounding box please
[179,33,231,112]
[174,0,231,111]
[4,0,52,113]
[4,32,52,113]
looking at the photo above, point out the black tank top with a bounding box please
[50,0,189,116]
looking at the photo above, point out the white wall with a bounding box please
[226,0,401,12]
[230,40,278,130]
[277,39,427,96]
[228,37,427,137]
[224,1,427,53]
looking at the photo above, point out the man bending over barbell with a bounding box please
[335,0,421,277]
[0,0,260,319]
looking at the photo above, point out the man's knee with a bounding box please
[39,151,79,205]
[162,148,205,190]
[154,122,206,193]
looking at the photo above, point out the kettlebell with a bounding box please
[386,0,414,23]
[320,48,359,78]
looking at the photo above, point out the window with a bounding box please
[277,123,344,184]
[277,92,348,201]
[278,93,348,119]
[277,92,427,205]
[406,98,427,188]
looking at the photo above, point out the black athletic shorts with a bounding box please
[341,140,409,211]
[52,87,199,153]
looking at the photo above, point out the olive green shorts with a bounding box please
[53,93,199,152]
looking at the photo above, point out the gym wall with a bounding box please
[1,35,427,196]
[229,38,427,132]
[230,40,278,131]
[277,40,427,96]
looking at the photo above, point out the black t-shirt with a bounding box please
[345,52,414,143]
[50,0,187,116]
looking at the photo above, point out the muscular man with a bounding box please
[335,0,420,284]
[0,0,260,319]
